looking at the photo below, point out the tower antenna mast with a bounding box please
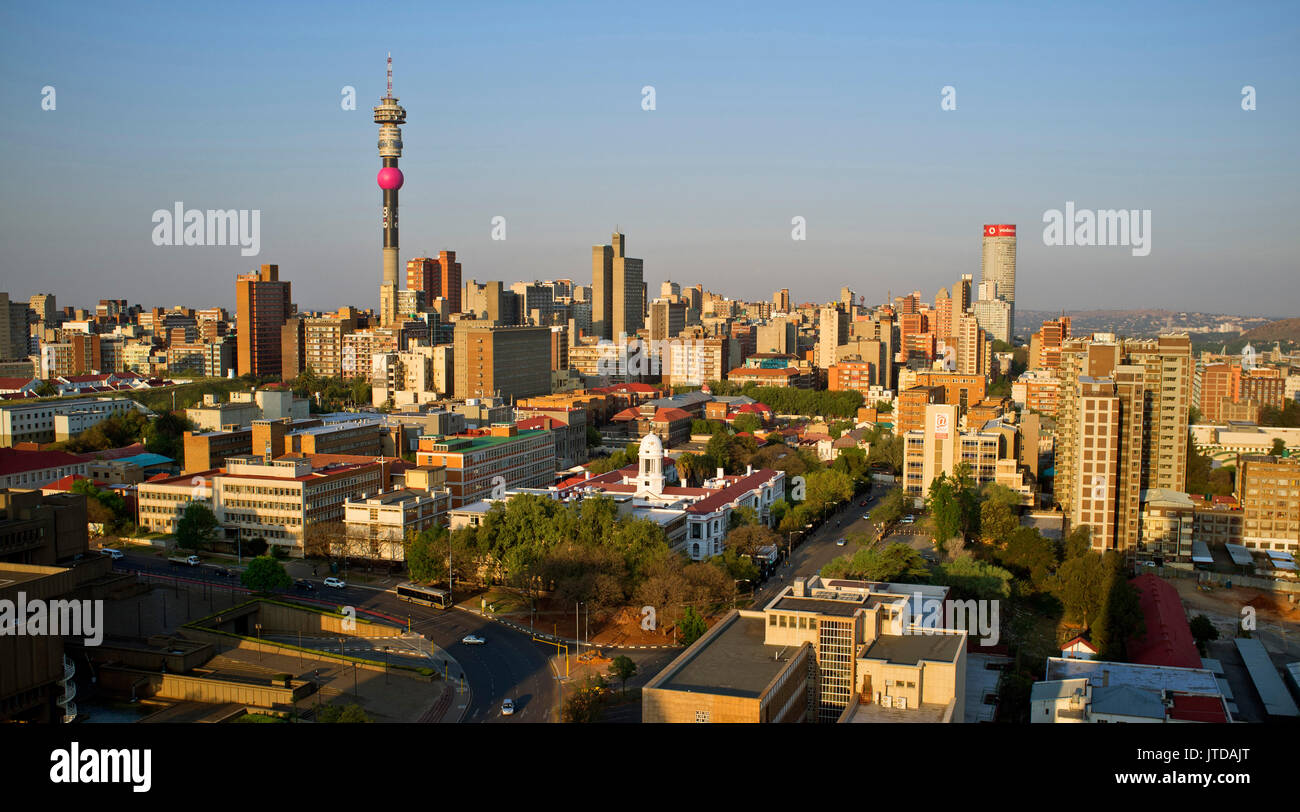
[386,52,393,98]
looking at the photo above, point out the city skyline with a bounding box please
[3,2,1298,316]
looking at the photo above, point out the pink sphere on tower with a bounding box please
[377,167,404,190]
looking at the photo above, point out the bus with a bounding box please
[396,582,452,609]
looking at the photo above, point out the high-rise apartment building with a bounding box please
[407,251,462,313]
[817,305,849,370]
[772,288,790,313]
[1237,454,1300,554]
[591,231,644,340]
[1056,335,1192,557]
[236,264,292,378]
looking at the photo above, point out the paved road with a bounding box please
[113,553,558,723]
[751,490,880,608]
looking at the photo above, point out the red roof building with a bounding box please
[1127,574,1201,669]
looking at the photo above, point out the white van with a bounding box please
[100,548,124,560]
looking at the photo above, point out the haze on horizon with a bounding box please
[1,1,1297,318]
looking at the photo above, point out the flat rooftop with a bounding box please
[770,595,865,617]
[861,632,965,665]
[1045,657,1220,696]
[656,613,798,699]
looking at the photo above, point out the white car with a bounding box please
[323,577,346,588]
[900,516,915,525]
[461,634,486,645]
[501,698,514,716]
[836,538,847,547]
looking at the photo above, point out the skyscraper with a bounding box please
[374,55,407,327]
[981,224,1016,338]
[236,264,292,378]
[591,231,644,340]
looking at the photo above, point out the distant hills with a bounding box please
[1015,309,1283,343]
[1239,318,1300,343]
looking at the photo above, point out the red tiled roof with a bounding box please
[0,448,88,477]
[1127,574,1201,669]
[59,374,112,384]
[685,469,780,515]
[42,473,92,491]
[0,377,38,390]
[654,407,692,422]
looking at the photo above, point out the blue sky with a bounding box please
[1,0,1297,316]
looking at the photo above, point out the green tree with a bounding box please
[979,500,1019,544]
[821,542,930,583]
[1270,437,1287,456]
[1091,555,1145,661]
[174,502,219,551]
[678,605,708,645]
[1050,552,1107,628]
[608,655,638,694]
[562,678,608,723]
[732,413,762,434]
[1189,614,1219,654]
[935,556,1013,601]
[870,486,908,525]
[405,526,448,583]
[241,555,291,593]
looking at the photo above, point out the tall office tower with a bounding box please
[0,293,29,362]
[981,224,1016,338]
[972,290,1012,345]
[28,294,56,327]
[817,305,849,369]
[452,322,551,401]
[1056,335,1192,555]
[935,287,952,341]
[374,54,407,327]
[590,231,644,340]
[956,274,973,314]
[661,281,681,299]
[236,264,293,378]
[840,287,856,311]
[773,288,790,313]
[649,299,686,342]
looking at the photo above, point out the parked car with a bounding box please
[461,634,486,645]
[100,548,124,560]
[501,699,514,716]
[294,579,315,591]
[323,576,346,589]
[836,538,847,547]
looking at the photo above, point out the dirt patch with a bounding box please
[1169,577,1300,624]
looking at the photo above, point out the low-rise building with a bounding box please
[643,575,966,723]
